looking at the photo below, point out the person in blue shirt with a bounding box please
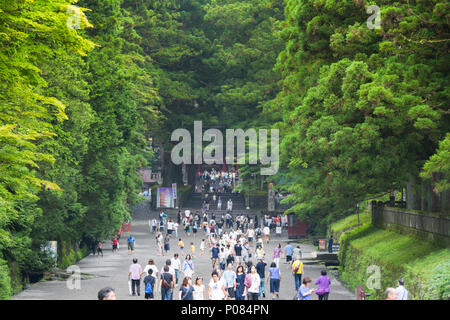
[127,235,135,255]
[298,277,315,300]
[284,242,294,265]
[211,244,220,270]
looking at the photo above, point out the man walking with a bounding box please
[128,258,142,296]
[256,257,266,298]
[171,253,181,285]
[127,234,136,255]
[292,256,304,292]
[160,265,175,300]
[284,242,294,264]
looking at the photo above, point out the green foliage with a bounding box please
[330,210,371,241]
[0,258,12,300]
[275,0,450,229]
[425,261,450,300]
[338,223,450,300]
[421,133,450,192]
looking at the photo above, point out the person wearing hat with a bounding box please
[256,257,267,298]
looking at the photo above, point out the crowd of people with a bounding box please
[112,206,338,301]
[197,167,238,194]
[96,207,410,301]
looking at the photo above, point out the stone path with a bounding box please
[13,211,354,300]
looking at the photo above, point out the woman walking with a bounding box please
[179,277,195,300]
[193,277,206,300]
[298,277,315,300]
[182,254,195,279]
[315,270,331,300]
[267,262,281,299]
[273,244,282,267]
[235,265,246,301]
[245,265,260,300]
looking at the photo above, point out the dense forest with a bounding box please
[0,0,448,298]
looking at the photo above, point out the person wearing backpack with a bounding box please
[159,265,174,300]
[143,269,155,300]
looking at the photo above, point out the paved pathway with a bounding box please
[13,211,354,300]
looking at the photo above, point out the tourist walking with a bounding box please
[171,253,181,285]
[143,259,159,280]
[395,279,408,300]
[245,265,260,300]
[273,243,282,267]
[164,234,171,255]
[182,254,195,278]
[315,269,331,300]
[208,270,227,300]
[235,265,246,300]
[159,265,174,300]
[193,277,206,300]
[97,241,103,257]
[127,234,136,255]
[298,277,315,300]
[292,256,304,291]
[267,262,281,299]
[112,237,119,254]
[223,263,236,299]
[143,269,155,300]
[284,242,294,264]
[263,225,270,244]
[211,244,220,269]
[128,258,142,296]
[293,245,302,259]
[179,277,195,300]
[256,257,266,298]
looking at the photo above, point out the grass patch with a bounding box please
[330,211,371,241]
[338,223,450,299]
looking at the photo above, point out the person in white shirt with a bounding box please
[167,220,174,235]
[185,209,191,221]
[395,279,408,300]
[143,259,159,280]
[173,222,179,238]
[193,277,206,300]
[151,219,157,233]
[200,239,206,257]
[247,265,261,300]
[227,199,233,212]
[247,227,255,245]
[171,254,182,285]
[208,270,228,300]
[263,226,270,244]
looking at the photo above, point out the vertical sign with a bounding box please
[172,183,177,200]
[157,188,174,208]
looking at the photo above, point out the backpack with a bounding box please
[145,280,153,294]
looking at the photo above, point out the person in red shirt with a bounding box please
[112,237,118,254]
